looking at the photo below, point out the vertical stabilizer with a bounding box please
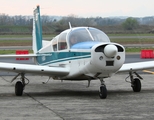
[33,5,42,53]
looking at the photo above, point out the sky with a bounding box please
[1,0,154,17]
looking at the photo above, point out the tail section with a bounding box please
[33,5,42,53]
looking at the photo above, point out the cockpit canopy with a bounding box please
[68,27,110,49]
[69,27,109,46]
[52,27,110,51]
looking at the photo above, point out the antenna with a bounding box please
[69,22,72,29]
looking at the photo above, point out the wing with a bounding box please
[0,53,67,76]
[118,61,154,73]
[0,62,69,76]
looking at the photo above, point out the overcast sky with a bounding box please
[1,0,154,17]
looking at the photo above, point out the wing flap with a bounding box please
[118,61,154,73]
[0,62,69,76]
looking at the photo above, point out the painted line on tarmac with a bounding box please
[143,70,154,74]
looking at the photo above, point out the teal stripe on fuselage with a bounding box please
[36,52,91,65]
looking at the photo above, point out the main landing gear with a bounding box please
[126,70,142,92]
[15,81,24,96]
[99,70,142,99]
[12,73,29,96]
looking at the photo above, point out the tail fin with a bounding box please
[33,5,42,53]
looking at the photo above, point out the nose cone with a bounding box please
[104,44,118,58]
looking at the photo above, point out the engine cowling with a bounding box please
[83,43,125,78]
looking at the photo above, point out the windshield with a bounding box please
[89,28,110,42]
[68,27,110,47]
[69,28,92,47]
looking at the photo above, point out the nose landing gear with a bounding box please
[99,79,107,99]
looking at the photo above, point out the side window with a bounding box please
[58,33,67,50]
[52,38,57,51]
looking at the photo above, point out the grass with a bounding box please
[0,34,56,38]
[0,34,153,54]
[0,50,33,54]
[111,38,154,44]
[108,33,154,36]
[0,50,16,54]
[0,48,153,54]
[0,34,55,44]
[0,40,32,46]
[0,26,31,33]
[125,47,153,53]
[0,35,153,46]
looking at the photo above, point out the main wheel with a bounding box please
[132,78,141,92]
[99,85,107,99]
[15,81,24,96]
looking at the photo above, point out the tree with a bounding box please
[122,17,139,30]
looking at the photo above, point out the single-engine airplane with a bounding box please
[0,6,154,99]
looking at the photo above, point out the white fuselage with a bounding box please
[35,27,125,80]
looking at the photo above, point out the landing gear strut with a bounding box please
[99,79,107,99]
[126,70,142,92]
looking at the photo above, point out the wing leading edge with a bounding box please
[118,61,154,73]
[0,62,69,76]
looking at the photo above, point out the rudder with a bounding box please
[33,5,42,53]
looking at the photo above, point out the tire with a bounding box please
[99,85,107,99]
[15,81,23,96]
[132,78,141,92]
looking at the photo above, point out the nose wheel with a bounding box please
[99,85,107,99]
[99,79,107,99]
